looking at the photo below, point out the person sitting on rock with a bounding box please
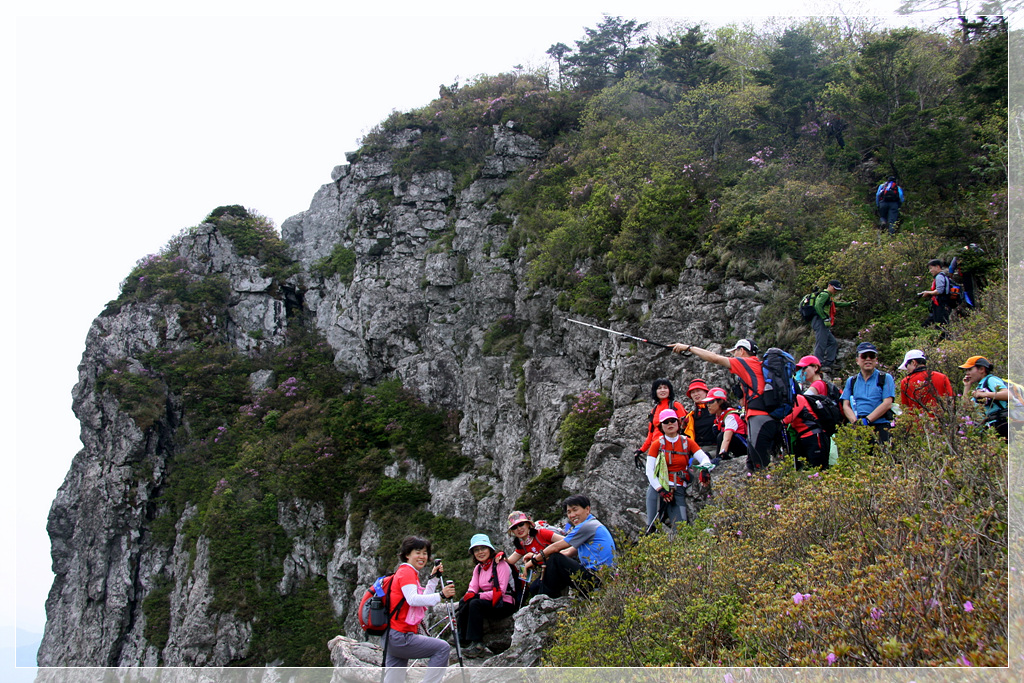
[504,511,564,603]
[456,534,517,658]
[534,494,615,599]
[704,387,748,461]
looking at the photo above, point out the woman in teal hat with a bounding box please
[455,533,517,657]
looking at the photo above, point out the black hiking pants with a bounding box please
[456,597,516,644]
[538,553,600,599]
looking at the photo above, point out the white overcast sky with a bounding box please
[6,0,963,657]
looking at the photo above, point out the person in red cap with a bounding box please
[643,408,712,530]
[898,350,955,419]
[704,387,748,460]
[782,391,829,470]
[795,355,830,397]
[670,338,778,471]
[959,356,1008,438]
[681,378,719,455]
[633,378,686,469]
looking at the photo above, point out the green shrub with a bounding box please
[558,390,613,472]
[312,244,357,284]
[95,362,167,432]
[481,314,525,355]
[514,467,570,524]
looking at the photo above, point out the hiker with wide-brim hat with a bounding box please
[505,511,564,603]
[383,536,456,683]
[959,355,1008,439]
[456,534,516,658]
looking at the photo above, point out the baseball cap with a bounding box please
[959,355,994,370]
[705,387,729,402]
[827,280,843,291]
[658,408,680,423]
[857,342,878,355]
[726,339,756,353]
[796,355,821,368]
[898,349,926,370]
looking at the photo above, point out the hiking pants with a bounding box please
[878,201,900,231]
[383,630,450,683]
[746,415,780,471]
[538,553,599,599]
[793,430,829,470]
[811,315,838,369]
[927,296,951,326]
[717,431,748,459]
[456,597,516,644]
[645,485,687,530]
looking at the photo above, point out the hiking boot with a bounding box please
[462,642,491,658]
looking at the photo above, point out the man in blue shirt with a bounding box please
[876,176,904,234]
[841,342,896,445]
[536,494,615,599]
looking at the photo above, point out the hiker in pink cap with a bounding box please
[643,407,712,531]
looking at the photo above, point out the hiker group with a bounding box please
[364,494,616,680]
[361,248,1009,680]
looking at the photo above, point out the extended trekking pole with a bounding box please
[433,559,465,672]
[644,493,673,535]
[566,318,674,349]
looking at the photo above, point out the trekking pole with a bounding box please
[566,318,674,349]
[517,567,534,610]
[644,493,672,534]
[433,560,464,669]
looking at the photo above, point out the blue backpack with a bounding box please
[735,348,797,421]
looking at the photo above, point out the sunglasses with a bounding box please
[511,521,530,530]
[661,418,679,424]
[859,352,877,359]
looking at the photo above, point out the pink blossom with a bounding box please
[826,653,837,665]
[793,593,805,605]
[774,504,781,511]
[964,601,974,612]
[956,655,972,666]
[870,607,883,620]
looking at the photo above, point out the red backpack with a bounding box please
[357,574,405,636]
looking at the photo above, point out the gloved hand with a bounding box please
[860,417,871,426]
[698,470,711,487]
[824,320,832,327]
[659,488,674,503]
[634,449,646,470]
[461,591,476,603]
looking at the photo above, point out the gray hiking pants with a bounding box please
[645,485,687,529]
[811,315,838,369]
[383,630,450,683]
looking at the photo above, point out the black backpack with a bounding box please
[798,290,820,321]
[880,181,900,202]
[802,382,843,436]
[736,349,797,421]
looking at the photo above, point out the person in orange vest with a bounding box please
[643,408,712,530]
[633,378,685,469]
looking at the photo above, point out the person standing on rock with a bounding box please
[642,408,712,531]
[670,339,780,472]
[456,534,517,658]
[535,494,615,599]
[810,280,855,373]
[633,378,686,469]
[384,536,456,683]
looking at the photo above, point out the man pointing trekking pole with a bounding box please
[671,339,781,472]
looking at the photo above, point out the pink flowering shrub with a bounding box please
[558,389,613,471]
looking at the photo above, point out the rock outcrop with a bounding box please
[41,119,770,667]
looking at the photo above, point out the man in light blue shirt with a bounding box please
[841,342,896,445]
[535,494,615,599]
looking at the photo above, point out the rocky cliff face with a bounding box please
[40,120,769,666]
